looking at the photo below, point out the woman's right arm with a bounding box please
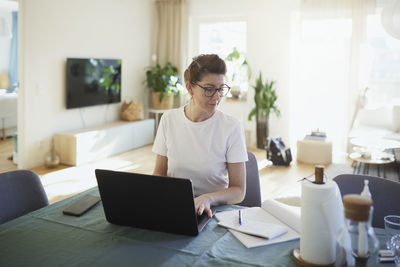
[153,154,168,176]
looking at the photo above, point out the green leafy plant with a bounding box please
[225,47,251,84]
[145,62,183,103]
[248,72,280,120]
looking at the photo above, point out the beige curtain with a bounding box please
[290,0,377,153]
[152,0,187,72]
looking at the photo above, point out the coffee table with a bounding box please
[349,138,400,178]
[349,152,394,177]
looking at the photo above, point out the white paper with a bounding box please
[215,202,301,248]
[217,218,287,239]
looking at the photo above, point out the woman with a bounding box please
[152,54,248,218]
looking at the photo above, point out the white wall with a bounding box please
[19,0,153,168]
[188,0,299,147]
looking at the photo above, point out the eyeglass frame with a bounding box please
[192,82,231,97]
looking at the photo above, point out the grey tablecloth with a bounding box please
[0,187,394,266]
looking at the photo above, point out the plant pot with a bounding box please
[152,92,174,110]
[256,111,269,149]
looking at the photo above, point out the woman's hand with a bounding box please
[194,162,246,218]
[194,194,213,218]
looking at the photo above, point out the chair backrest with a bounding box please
[238,151,262,207]
[0,170,49,224]
[333,174,400,228]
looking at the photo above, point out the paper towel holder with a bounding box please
[298,165,326,184]
[292,246,345,267]
[314,165,324,184]
[292,165,344,266]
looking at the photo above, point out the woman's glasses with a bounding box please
[194,83,231,97]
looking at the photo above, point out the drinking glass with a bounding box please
[384,215,400,249]
[391,234,400,267]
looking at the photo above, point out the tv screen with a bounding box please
[66,58,121,109]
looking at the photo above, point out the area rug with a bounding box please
[326,162,399,183]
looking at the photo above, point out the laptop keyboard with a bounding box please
[197,213,209,225]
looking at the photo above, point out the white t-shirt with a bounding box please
[152,106,248,196]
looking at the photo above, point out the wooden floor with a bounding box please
[0,138,347,204]
[0,138,18,173]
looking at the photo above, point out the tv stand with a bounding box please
[54,119,154,166]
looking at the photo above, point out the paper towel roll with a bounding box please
[300,180,344,265]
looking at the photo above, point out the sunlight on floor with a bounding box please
[40,158,145,204]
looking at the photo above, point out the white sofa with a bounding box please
[348,104,400,152]
[0,90,18,139]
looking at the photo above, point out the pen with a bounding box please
[239,210,243,225]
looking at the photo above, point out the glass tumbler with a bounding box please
[391,234,400,267]
[384,215,400,249]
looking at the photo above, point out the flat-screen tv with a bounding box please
[66,58,121,109]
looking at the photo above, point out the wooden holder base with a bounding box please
[292,247,337,267]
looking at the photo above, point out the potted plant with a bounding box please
[248,72,280,149]
[224,48,251,99]
[145,62,183,109]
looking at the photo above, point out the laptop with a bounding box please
[95,169,216,236]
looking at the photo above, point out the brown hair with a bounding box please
[184,54,226,84]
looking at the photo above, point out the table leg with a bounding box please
[357,162,362,174]
[393,149,400,181]
[363,163,369,175]
[383,164,386,178]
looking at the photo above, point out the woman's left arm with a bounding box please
[194,162,246,217]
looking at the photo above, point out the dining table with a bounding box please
[0,187,395,266]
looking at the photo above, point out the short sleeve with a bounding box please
[152,114,167,156]
[226,122,248,163]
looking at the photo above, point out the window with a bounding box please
[196,20,248,99]
[360,12,400,107]
[290,18,352,153]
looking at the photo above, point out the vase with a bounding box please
[256,110,269,149]
[152,92,174,110]
[45,139,60,168]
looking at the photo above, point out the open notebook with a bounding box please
[215,199,301,248]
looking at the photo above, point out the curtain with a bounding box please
[152,0,187,72]
[8,11,18,91]
[290,0,376,154]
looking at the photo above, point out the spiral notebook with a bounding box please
[215,199,301,248]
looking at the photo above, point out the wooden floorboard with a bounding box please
[0,138,17,173]
[0,141,346,204]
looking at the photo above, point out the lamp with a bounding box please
[381,0,400,40]
[0,16,12,38]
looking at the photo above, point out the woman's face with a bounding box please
[189,73,225,113]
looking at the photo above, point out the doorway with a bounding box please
[0,0,18,172]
